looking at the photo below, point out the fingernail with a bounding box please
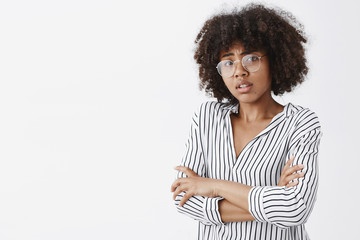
[299,164,304,168]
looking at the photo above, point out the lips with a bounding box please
[236,81,253,89]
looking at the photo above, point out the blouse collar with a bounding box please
[224,102,294,118]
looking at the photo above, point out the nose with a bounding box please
[233,60,248,78]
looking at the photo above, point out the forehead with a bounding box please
[219,41,258,58]
[221,41,245,53]
[228,41,246,51]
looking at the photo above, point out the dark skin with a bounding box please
[194,4,309,104]
[172,156,303,223]
[231,113,278,157]
[219,41,285,158]
[171,41,304,222]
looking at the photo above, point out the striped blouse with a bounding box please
[175,101,322,240]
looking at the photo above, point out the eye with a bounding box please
[223,60,234,67]
[245,55,259,63]
[249,56,258,61]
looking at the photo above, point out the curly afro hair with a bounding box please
[194,3,308,104]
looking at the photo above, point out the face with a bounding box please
[219,41,272,104]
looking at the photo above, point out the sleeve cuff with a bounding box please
[248,186,269,223]
[203,197,225,225]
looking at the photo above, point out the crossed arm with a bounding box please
[171,156,304,223]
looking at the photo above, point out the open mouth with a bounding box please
[237,84,252,89]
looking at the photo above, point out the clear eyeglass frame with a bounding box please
[216,54,266,78]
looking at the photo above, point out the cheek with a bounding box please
[258,71,272,87]
[222,78,232,90]
[262,64,272,84]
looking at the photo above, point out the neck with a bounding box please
[235,94,283,123]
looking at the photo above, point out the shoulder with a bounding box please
[286,103,322,137]
[286,103,321,124]
[197,101,236,117]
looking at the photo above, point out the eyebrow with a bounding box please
[221,50,255,58]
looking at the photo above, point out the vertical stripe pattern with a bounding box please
[174,101,322,240]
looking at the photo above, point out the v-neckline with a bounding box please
[227,103,289,161]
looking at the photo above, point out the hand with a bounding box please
[278,156,305,188]
[171,166,218,207]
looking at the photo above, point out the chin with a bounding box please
[234,94,258,104]
[232,88,271,105]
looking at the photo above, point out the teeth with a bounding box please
[239,84,249,88]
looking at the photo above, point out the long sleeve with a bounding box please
[173,102,321,239]
[174,105,224,226]
[248,121,322,229]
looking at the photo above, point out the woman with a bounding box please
[170,3,322,240]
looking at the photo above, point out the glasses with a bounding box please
[216,54,266,78]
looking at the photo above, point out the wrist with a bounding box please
[212,179,225,197]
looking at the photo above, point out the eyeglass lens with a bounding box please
[217,54,261,77]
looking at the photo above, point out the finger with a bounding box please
[171,178,189,192]
[170,179,181,192]
[284,164,304,176]
[282,156,295,174]
[175,166,197,177]
[173,187,185,200]
[179,192,193,207]
[284,172,305,184]
[286,156,295,167]
[286,180,299,188]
